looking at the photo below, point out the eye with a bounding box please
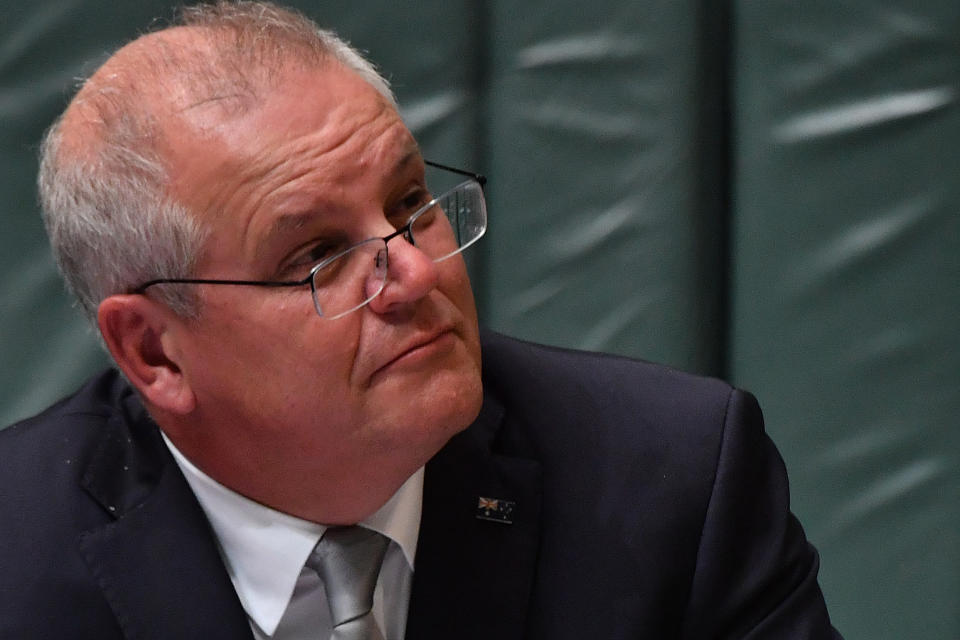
[389,187,432,228]
[288,237,350,271]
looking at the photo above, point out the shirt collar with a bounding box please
[161,433,423,636]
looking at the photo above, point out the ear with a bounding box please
[98,294,196,415]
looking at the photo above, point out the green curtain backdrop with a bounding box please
[732,1,960,636]
[2,2,957,638]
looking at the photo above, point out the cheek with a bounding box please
[180,295,365,408]
[440,260,481,367]
[261,320,365,401]
[438,256,479,321]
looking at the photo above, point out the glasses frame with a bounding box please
[132,160,486,319]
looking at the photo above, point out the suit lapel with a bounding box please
[406,391,542,640]
[78,398,253,640]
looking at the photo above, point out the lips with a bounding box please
[393,326,455,362]
[371,325,456,379]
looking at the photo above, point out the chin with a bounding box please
[375,365,483,456]
[438,374,484,432]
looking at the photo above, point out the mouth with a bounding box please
[370,325,458,380]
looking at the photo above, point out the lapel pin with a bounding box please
[476,496,516,524]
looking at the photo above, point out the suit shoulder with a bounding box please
[480,330,735,420]
[1,369,130,446]
[477,330,752,508]
[0,370,145,633]
[0,369,135,499]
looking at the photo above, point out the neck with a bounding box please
[159,422,427,525]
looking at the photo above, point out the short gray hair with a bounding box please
[38,0,395,324]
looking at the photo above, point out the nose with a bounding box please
[365,235,440,314]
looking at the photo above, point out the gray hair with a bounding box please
[38,0,395,324]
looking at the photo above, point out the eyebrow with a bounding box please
[263,146,423,247]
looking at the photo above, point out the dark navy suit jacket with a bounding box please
[0,332,840,638]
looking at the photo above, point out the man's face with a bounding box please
[158,63,483,520]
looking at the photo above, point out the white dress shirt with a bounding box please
[161,433,422,639]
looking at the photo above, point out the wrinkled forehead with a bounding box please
[166,63,407,179]
[59,25,334,160]
[157,62,417,258]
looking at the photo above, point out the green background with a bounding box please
[2,2,957,637]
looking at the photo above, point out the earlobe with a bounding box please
[97,295,196,415]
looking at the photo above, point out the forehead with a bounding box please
[166,62,416,221]
[174,62,407,173]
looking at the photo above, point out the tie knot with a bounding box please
[306,526,389,632]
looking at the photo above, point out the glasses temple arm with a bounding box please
[424,160,486,187]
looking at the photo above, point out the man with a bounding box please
[0,2,840,638]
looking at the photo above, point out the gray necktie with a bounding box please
[306,526,390,640]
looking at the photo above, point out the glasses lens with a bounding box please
[309,179,484,320]
[311,239,388,319]
[410,180,487,263]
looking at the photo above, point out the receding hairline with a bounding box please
[57,28,192,156]
[58,24,321,158]
[38,2,399,323]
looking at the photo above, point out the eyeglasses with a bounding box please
[133,161,487,319]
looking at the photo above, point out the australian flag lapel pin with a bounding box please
[476,496,516,524]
